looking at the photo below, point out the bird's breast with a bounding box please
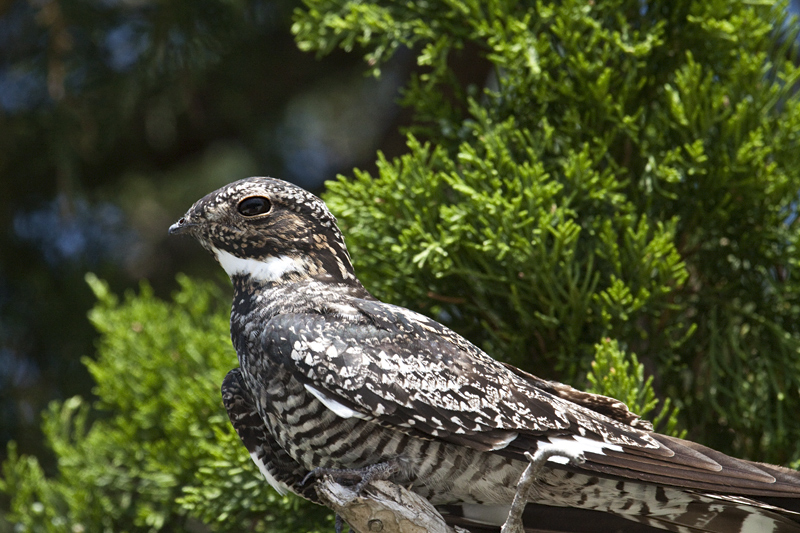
[236,355,529,505]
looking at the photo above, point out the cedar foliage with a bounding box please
[3,1,800,531]
[312,0,800,462]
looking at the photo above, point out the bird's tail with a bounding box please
[439,474,800,533]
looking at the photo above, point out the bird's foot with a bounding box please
[302,458,402,494]
[305,460,404,533]
[501,448,585,533]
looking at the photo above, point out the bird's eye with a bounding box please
[237,196,272,217]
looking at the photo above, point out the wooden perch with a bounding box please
[314,447,584,533]
[315,476,468,533]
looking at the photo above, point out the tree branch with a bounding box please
[315,477,468,533]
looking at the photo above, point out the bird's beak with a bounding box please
[169,217,195,235]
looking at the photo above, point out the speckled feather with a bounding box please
[171,177,800,533]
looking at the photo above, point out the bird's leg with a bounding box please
[501,448,586,533]
[302,458,402,493]
[334,514,350,533]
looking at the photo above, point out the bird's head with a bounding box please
[169,177,358,286]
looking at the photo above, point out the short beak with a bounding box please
[169,217,194,235]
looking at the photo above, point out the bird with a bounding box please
[170,176,800,533]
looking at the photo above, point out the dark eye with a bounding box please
[237,196,271,217]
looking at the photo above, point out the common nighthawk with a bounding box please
[170,176,800,533]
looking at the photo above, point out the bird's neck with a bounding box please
[227,263,371,321]
[214,247,359,286]
[216,249,307,284]
[228,275,371,360]
[216,246,371,341]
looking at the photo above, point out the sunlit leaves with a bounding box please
[586,339,685,438]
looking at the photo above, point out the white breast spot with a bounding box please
[304,383,368,420]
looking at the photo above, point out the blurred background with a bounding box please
[2,0,800,471]
[0,0,415,466]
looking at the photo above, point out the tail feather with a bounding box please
[625,497,800,533]
[439,473,800,533]
[567,434,800,500]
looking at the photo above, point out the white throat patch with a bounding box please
[214,248,303,282]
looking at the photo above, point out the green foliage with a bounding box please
[586,339,685,439]
[309,0,800,464]
[325,125,690,380]
[0,275,331,532]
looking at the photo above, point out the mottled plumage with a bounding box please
[170,177,800,533]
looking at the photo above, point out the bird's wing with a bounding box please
[499,361,654,430]
[221,368,319,502]
[263,303,653,450]
[262,299,800,498]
